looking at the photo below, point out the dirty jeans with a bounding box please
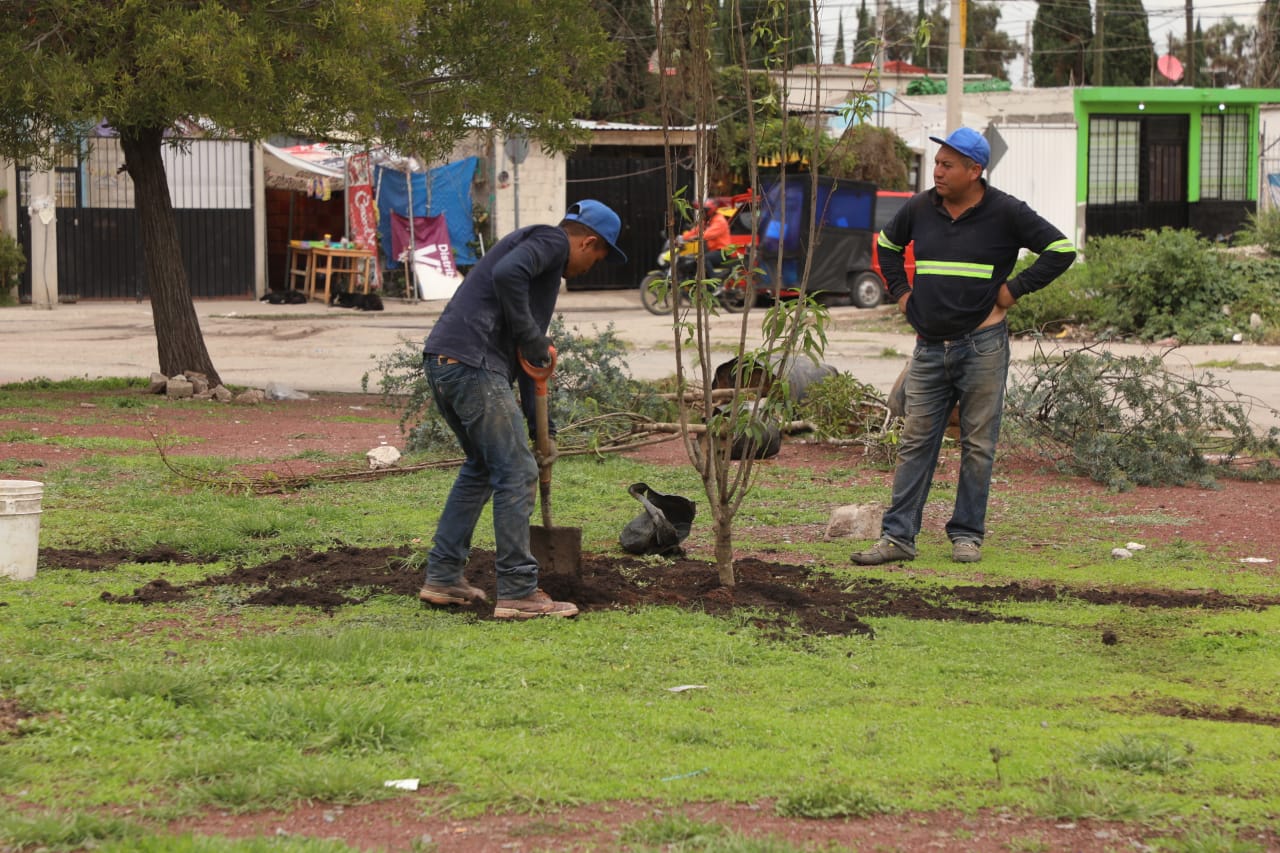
[881,322,1010,554]
[424,358,539,600]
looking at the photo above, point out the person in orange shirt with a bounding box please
[680,199,732,266]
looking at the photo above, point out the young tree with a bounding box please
[0,1,614,385]
[719,0,815,69]
[1096,0,1154,85]
[1032,0,1094,86]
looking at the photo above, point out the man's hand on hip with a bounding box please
[897,292,910,315]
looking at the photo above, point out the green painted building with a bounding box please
[1074,87,1280,240]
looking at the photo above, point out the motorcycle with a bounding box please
[638,236,752,316]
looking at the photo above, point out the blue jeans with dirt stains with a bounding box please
[880,321,1010,555]
[424,357,539,600]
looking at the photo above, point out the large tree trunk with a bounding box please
[119,127,222,386]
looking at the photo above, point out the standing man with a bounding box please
[420,200,626,617]
[852,128,1075,566]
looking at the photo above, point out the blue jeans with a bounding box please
[424,357,539,600]
[881,322,1010,554]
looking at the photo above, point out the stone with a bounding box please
[165,377,194,399]
[235,389,266,405]
[367,445,402,469]
[184,371,210,395]
[1250,312,1264,330]
[825,504,884,540]
[212,385,233,402]
[1110,547,1132,559]
[148,372,168,394]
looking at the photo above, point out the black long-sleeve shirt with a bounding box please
[877,182,1076,341]
[424,224,568,382]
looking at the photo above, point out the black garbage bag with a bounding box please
[619,482,696,556]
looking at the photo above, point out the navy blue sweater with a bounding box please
[424,224,568,382]
[877,182,1076,341]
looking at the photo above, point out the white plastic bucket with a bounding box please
[0,480,43,581]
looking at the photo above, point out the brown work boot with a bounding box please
[850,538,915,566]
[493,589,579,619]
[419,580,488,605]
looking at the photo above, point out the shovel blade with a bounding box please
[530,524,582,577]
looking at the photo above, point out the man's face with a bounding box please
[933,146,981,199]
[564,235,610,279]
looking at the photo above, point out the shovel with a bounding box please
[519,346,582,577]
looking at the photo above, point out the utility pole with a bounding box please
[946,0,964,131]
[1094,0,1105,84]
[1185,0,1195,85]
[1023,21,1031,88]
[876,0,886,126]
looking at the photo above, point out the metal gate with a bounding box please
[17,138,255,301]
[564,154,692,291]
[1086,115,1189,238]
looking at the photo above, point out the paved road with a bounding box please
[3,289,1279,429]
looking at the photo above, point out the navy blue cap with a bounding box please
[929,127,990,168]
[564,199,627,264]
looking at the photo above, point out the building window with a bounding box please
[1201,111,1249,200]
[1088,116,1140,204]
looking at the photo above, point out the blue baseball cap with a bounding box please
[564,199,627,264]
[929,127,990,168]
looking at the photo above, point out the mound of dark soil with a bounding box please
[74,545,1280,639]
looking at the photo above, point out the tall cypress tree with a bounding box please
[834,13,848,64]
[854,0,876,63]
[1097,0,1154,85]
[1032,0,1094,86]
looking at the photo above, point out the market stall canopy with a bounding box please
[262,142,346,195]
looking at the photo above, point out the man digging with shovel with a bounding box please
[419,200,626,618]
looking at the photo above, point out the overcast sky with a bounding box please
[813,0,1268,83]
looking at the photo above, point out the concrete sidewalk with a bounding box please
[3,290,1279,430]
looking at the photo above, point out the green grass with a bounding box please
[2,388,1279,850]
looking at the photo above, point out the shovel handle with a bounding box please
[519,346,556,526]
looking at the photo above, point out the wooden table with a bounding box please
[288,244,377,303]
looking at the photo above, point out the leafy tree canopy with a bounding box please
[1032,0,1094,86]
[0,0,615,383]
[0,0,617,164]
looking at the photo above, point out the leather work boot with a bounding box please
[493,589,579,619]
[850,538,915,566]
[419,580,488,605]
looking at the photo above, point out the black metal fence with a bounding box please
[17,138,255,301]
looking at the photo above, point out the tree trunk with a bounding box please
[714,514,735,587]
[119,127,222,386]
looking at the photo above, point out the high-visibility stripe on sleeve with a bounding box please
[877,232,904,252]
[1044,238,1075,253]
[914,259,994,279]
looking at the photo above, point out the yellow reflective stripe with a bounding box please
[915,260,994,279]
[877,232,904,252]
[1044,238,1075,253]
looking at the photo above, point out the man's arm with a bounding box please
[490,233,563,357]
[1005,200,1076,299]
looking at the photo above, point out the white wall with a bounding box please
[985,124,1080,250]
[492,136,566,236]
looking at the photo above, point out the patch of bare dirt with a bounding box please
[165,795,1280,853]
